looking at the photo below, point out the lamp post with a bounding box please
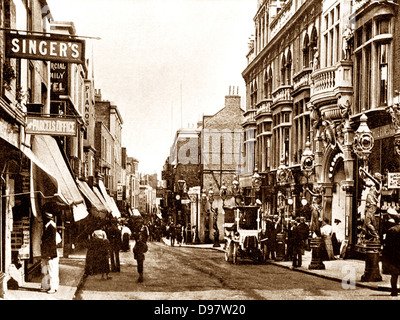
[300,138,326,270]
[353,112,382,282]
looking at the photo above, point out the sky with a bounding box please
[47,0,256,176]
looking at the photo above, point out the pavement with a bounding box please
[2,239,393,300]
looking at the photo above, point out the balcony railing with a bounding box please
[293,68,312,93]
[256,99,273,117]
[242,109,257,126]
[311,67,336,94]
[272,85,293,105]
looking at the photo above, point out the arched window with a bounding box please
[281,55,286,85]
[303,33,310,67]
[286,50,292,85]
[267,67,273,99]
[250,80,258,107]
[263,70,268,99]
[310,27,318,67]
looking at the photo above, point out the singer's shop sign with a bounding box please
[5,32,85,64]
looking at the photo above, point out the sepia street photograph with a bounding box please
[1,0,400,312]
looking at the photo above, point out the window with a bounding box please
[354,16,392,112]
[303,34,310,68]
[286,50,292,85]
[281,55,286,85]
[323,5,341,66]
[267,68,273,99]
[250,80,258,107]
[379,43,388,106]
[378,18,390,35]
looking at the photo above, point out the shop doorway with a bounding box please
[331,160,346,242]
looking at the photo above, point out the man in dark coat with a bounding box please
[106,219,122,272]
[382,215,400,296]
[292,217,309,268]
[133,226,148,283]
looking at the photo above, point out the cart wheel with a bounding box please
[232,243,238,264]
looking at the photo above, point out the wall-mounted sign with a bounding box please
[6,32,85,64]
[388,172,400,189]
[26,116,77,136]
[51,62,68,98]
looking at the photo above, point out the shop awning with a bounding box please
[93,186,112,213]
[98,180,121,218]
[30,135,89,222]
[77,180,109,219]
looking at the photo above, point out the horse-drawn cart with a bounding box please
[223,205,267,264]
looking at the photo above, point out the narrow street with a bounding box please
[75,241,392,300]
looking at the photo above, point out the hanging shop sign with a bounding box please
[26,116,77,136]
[51,62,68,99]
[5,32,85,64]
[388,173,400,189]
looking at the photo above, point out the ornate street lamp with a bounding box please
[300,137,325,270]
[353,112,382,282]
[353,113,374,171]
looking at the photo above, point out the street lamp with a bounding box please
[353,112,382,282]
[300,136,325,270]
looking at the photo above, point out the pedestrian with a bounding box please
[90,227,112,280]
[382,214,400,296]
[169,222,176,247]
[176,224,183,246]
[133,226,148,283]
[265,215,276,260]
[321,218,335,260]
[121,223,132,252]
[332,219,342,258]
[106,218,122,272]
[292,217,309,267]
[40,207,60,294]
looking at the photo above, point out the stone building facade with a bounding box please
[242,0,399,255]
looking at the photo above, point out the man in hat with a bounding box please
[41,206,59,294]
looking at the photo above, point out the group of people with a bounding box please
[39,207,152,295]
[84,216,149,283]
[164,221,197,246]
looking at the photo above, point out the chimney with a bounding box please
[225,85,241,109]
